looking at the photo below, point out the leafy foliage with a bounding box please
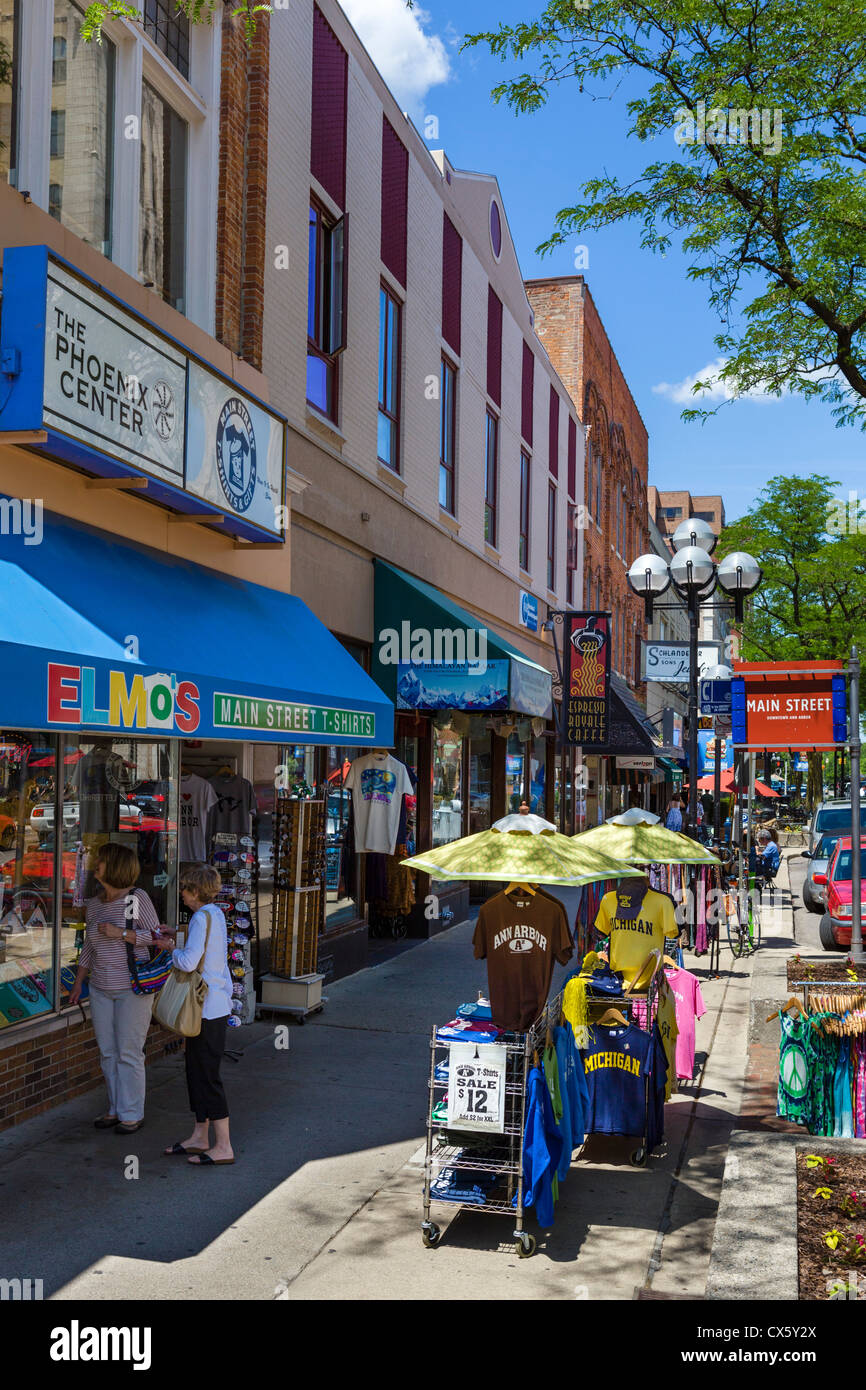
[464,1,866,427]
[82,2,272,46]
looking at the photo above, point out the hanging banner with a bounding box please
[446,1043,507,1133]
[731,661,847,750]
[564,613,611,748]
[697,728,734,775]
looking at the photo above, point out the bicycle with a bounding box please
[726,872,763,957]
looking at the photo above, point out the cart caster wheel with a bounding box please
[515,1234,536,1258]
[630,1147,647,1167]
[421,1224,441,1248]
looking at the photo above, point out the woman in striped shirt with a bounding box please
[69,842,160,1135]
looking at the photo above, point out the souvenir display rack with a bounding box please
[421,970,663,1256]
[270,798,326,979]
[211,832,257,1025]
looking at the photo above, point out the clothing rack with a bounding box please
[580,974,661,1168]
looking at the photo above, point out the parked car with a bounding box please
[800,833,840,913]
[814,837,866,950]
[128,781,170,816]
[0,814,15,850]
[808,800,866,854]
[30,800,142,839]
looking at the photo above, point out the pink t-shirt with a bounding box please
[664,966,706,1079]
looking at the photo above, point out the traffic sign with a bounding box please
[699,678,732,715]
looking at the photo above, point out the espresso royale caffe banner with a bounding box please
[565,613,611,747]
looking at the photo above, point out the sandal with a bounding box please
[114,1120,144,1135]
[187,1152,234,1166]
[93,1115,119,1129]
[164,1141,206,1156]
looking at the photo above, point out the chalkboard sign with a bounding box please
[325,844,342,892]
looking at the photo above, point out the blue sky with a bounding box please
[339,0,866,525]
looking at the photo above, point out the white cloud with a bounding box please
[652,357,780,405]
[338,0,450,117]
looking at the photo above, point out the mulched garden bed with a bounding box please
[787,957,866,986]
[797,1150,866,1299]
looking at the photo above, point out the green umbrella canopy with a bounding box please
[402,813,637,885]
[572,817,721,867]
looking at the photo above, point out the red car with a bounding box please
[815,837,866,951]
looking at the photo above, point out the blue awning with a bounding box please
[0,501,392,745]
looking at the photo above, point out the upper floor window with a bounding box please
[663,506,683,519]
[378,283,401,471]
[307,199,347,420]
[547,483,556,592]
[484,410,499,547]
[0,0,19,187]
[586,441,593,518]
[50,3,114,254]
[519,450,531,572]
[143,0,190,79]
[140,80,186,310]
[595,454,602,521]
[439,357,457,514]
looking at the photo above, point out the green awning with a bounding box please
[372,560,552,718]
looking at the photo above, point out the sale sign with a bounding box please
[565,612,611,748]
[445,1043,507,1133]
[731,661,847,750]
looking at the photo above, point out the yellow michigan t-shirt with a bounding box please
[594,887,679,987]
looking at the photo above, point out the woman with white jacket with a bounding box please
[154,863,235,1166]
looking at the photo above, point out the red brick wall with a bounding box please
[526,276,650,692]
[215,7,270,372]
[0,1017,181,1134]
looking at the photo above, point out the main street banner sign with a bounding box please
[731,661,847,750]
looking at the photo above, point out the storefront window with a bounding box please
[468,731,492,836]
[0,0,18,188]
[433,726,463,846]
[323,745,358,927]
[505,732,524,814]
[51,1,114,253]
[528,734,547,817]
[0,734,59,1030]
[57,736,177,962]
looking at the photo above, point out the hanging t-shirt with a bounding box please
[656,975,680,1099]
[75,749,125,835]
[179,773,218,862]
[663,965,706,1081]
[594,883,679,986]
[473,889,573,1031]
[581,1022,667,1140]
[777,1012,814,1128]
[208,775,257,837]
[344,753,413,855]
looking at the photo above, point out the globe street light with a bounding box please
[627,518,762,841]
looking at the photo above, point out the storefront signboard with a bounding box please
[212,693,376,740]
[395,659,510,712]
[615,755,655,770]
[731,662,847,750]
[519,590,539,632]
[699,678,732,716]
[0,245,286,542]
[445,1042,507,1134]
[697,728,734,775]
[564,612,611,748]
[644,640,724,683]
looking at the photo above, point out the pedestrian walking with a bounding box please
[665,794,683,833]
[154,864,235,1166]
[68,843,161,1135]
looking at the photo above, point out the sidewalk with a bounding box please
[1,902,755,1301]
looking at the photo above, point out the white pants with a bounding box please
[89,985,154,1123]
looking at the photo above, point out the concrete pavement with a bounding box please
[0,895,757,1301]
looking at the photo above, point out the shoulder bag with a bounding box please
[122,891,172,995]
[152,908,213,1038]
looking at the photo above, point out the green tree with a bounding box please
[464,1,866,428]
[82,2,272,45]
[719,474,866,804]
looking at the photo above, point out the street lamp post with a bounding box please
[627,519,762,841]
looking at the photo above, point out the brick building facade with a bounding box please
[525,276,650,693]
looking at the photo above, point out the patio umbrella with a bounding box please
[572,817,721,866]
[401,810,637,885]
[690,769,778,798]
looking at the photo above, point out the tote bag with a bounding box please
[153,911,213,1038]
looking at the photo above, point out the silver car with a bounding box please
[801,833,840,913]
[808,800,866,854]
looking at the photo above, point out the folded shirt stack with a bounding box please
[430,1165,499,1206]
[436,1018,504,1044]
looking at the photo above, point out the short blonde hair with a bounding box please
[180,863,222,903]
[97,842,140,890]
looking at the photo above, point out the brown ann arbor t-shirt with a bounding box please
[473,889,574,1031]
